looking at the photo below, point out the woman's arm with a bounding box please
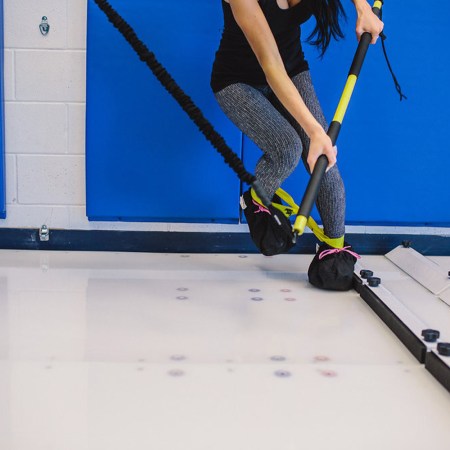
[351,0,384,43]
[228,0,336,173]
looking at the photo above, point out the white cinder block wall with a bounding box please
[1,0,449,236]
[1,0,247,233]
[2,0,89,230]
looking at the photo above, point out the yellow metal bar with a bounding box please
[293,215,308,236]
[292,0,383,240]
[332,74,357,124]
[373,0,383,9]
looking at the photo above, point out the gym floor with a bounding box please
[0,249,449,449]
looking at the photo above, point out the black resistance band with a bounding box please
[93,0,273,206]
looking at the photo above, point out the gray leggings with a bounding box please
[214,70,346,239]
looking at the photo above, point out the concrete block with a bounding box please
[5,154,18,205]
[17,155,85,205]
[3,50,15,101]
[0,204,70,228]
[67,0,88,49]
[5,103,67,154]
[68,103,85,155]
[15,50,86,102]
[4,0,67,49]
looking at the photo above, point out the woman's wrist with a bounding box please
[305,123,326,139]
[352,0,371,15]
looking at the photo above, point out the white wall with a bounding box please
[1,0,449,237]
[1,0,246,233]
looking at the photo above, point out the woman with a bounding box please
[211,0,383,290]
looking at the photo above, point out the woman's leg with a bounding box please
[269,70,346,240]
[214,82,303,201]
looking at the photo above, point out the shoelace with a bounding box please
[319,246,361,260]
[252,199,270,214]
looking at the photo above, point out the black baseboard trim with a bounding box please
[0,228,448,255]
[358,277,450,392]
[425,352,450,393]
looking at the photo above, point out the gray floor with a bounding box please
[0,250,449,450]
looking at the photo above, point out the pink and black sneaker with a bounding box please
[308,242,361,291]
[240,189,294,256]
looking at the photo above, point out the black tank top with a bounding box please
[211,0,313,93]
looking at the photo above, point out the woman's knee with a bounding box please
[270,128,302,169]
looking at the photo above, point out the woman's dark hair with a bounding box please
[307,0,347,56]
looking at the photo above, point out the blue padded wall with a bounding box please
[87,1,450,226]
[244,2,450,226]
[86,0,242,222]
[0,0,5,219]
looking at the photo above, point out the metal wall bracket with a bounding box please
[39,225,49,242]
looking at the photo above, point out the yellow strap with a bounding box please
[250,188,344,248]
[307,217,345,248]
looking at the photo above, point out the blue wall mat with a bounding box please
[86,0,242,222]
[88,1,450,226]
[242,2,450,226]
[0,0,5,219]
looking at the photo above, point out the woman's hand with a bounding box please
[354,0,384,44]
[307,129,337,174]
